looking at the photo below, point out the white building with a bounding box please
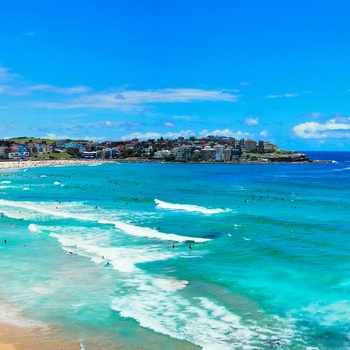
[8,152,30,160]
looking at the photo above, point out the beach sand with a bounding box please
[0,323,80,350]
[0,158,110,171]
[0,342,16,350]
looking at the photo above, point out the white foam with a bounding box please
[0,180,11,184]
[111,287,295,349]
[154,199,226,215]
[0,198,210,245]
[49,229,178,273]
[0,199,210,243]
[54,181,61,185]
[28,223,42,233]
[152,278,189,291]
[302,300,350,326]
[0,304,47,329]
[0,199,99,222]
[99,219,210,243]
[334,167,350,172]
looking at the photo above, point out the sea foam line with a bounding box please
[0,199,209,244]
[99,219,210,243]
[154,199,226,214]
[334,167,350,172]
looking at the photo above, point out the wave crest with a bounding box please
[99,219,210,243]
[155,199,225,215]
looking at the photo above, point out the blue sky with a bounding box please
[1,0,350,150]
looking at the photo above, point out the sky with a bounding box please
[1,0,350,150]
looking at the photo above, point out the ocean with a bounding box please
[0,152,350,350]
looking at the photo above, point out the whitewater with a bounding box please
[0,153,350,349]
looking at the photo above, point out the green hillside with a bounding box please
[8,137,56,144]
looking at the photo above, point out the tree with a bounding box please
[67,146,80,157]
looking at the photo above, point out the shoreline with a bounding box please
[0,158,331,172]
[0,158,111,171]
[0,157,330,171]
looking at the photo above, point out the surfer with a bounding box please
[188,244,192,249]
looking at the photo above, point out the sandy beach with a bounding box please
[0,323,80,350]
[0,342,15,350]
[0,158,111,171]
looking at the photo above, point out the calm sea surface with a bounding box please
[1,152,350,349]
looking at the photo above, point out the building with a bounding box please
[244,139,257,152]
[8,151,30,160]
[223,148,232,162]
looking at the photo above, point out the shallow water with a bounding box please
[1,153,350,349]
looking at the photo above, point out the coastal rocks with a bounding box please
[267,153,311,163]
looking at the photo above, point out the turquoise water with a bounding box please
[1,154,350,349]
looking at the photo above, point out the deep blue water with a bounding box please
[0,152,350,349]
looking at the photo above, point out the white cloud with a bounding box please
[123,128,251,141]
[306,112,323,119]
[0,67,21,82]
[121,132,164,140]
[44,133,71,140]
[164,121,175,127]
[199,129,250,139]
[125,130,196,141]
[266,91,312,99]
[83,135,106,141]
[293,119,350,139]
[260,130,268,137]
[245,118,259,126]
[266,93,298,99]
[173,115,198,121]
[0,66,239,112]
[41,88,240,110]
[24,32,36,37]
[28,84,92,95]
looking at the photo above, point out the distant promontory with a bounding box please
[0,136,312,163]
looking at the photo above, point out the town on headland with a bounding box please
[0,135,312,164]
